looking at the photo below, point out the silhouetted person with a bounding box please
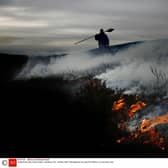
[95,29,109,49]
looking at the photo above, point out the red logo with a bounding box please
[8,159,17,167]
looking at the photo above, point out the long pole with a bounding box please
[74,35,95,45]
[74,28,114,45]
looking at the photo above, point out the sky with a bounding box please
[0,0,168,52]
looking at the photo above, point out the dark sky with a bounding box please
[0,0,168,51]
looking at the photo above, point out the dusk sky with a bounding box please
[0,0,168,52]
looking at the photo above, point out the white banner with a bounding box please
[0,158,168,168]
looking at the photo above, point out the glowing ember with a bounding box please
[139,127,166,150]
[116,127,166,150]
[112,98,125,111]
[148,128,165,150]
[116,113,168,150]
[117,120,127,130]
[140,113,168,133]
[112,97,146,118]
[113,97,168,150]
[128,101,146,118]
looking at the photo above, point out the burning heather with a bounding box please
[112,97,126,111]
[112,95,168,151]
[12,39,168,154]
[140,113,168,133]
[77,78,168,152]
[116,127,166,151]
[112,97,147,118]
[128,101,147,118]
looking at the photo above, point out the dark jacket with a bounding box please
[95,32,109,48]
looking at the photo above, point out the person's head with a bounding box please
[100,29,104,33]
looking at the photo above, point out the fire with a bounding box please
[116,127,166,150]
[113,97,168,150]
[128,101,147,117]
[140,113,168,133]
[116,113,168,150]
[148,128,165,150]
[112,97,146,118]
[112,98,125,111]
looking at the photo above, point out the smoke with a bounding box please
[48,52,113,73]
[18,39,168,91]
[17,50,116,79]
[96,39,168,92]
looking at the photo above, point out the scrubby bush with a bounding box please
[138,67,168,102]
[76,78,142,142]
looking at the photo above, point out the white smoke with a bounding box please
[48,52,113,73]
[17,39,168,91]
[17,50,115,79]
[96,39,168,93]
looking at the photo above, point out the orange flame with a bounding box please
[112,97,146,118]
[141,128,165,150]
[128,101,147,117]
[112,98,125,111]
[116,113,168,150]
[114,97,168,150]
[140,113,168,133]
[116,127,166,150]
